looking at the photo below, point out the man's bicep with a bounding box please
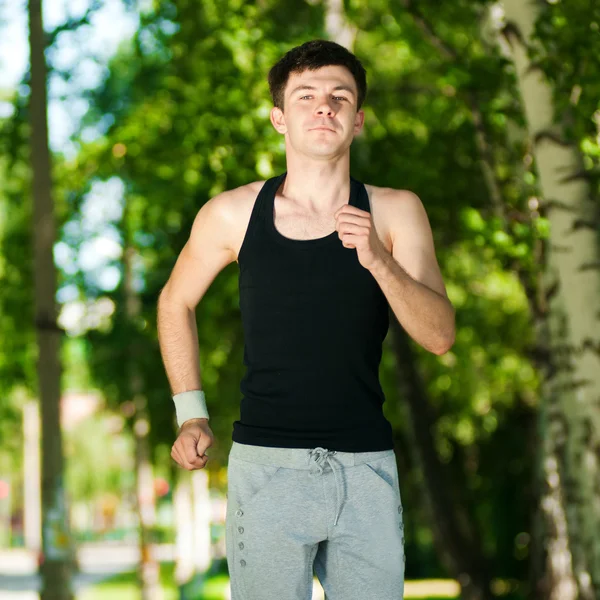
[161,197,236,310]
[390,191,449,299]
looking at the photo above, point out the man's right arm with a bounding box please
[157,190,238,396]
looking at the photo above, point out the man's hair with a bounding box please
[268,39,367,111]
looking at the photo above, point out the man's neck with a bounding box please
[280,157,351,212]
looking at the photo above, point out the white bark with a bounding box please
[324,0,357,50]
[174,472,195,585]
[191,469,211,574]
[174,468,212,586]
[23,398,42,552]
[125,243,162,600]
[502,1,600,597]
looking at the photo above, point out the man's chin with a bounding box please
[309,140,351,156]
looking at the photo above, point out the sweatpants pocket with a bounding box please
[227,456,284,513]
[362,453,401,501]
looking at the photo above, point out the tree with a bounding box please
[501,1,600,598]
[28,0,74,597]
[58,1,596,594]
[124,215,161,599]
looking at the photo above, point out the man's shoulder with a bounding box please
[206,179,266,222]
[364,184,422,219]
[215,179,267,205]
[364,185,425,248]
[365,183,419,203]
[201,180,267,250]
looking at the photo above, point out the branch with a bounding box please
[398,2,508,223]
[399,0,460,61]
[45,0,104,47]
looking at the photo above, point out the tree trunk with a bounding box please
[324,0,357,50]
[23,398,42,554]
[28,0,74,597]
[173,469,210,599]
[174,471,195,594]
[173,447,212,600]
[502,1,600,598]
[124,244,162,600]
[133,399,162,600]
[191,469,211,576]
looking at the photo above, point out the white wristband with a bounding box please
[173,390,209,427]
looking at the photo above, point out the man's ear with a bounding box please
[270,106,287,134]
[354,109,365,136]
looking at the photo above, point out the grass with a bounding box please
[78,562,461,600]
[78,563,178,600]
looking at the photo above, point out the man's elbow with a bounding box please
[157,284,181,312]
[432,316,456,355]
[157,285,171,309]
[432,333,455,356]
[158,284,196,315]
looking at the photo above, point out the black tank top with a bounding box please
[232,172,394,452]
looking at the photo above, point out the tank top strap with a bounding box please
[254,173,286,222]
[239,173,286,259]
[350,176,371,213]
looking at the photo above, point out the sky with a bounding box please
[0,0,141,334]
[0,0,138,152]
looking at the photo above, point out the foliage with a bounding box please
[64,409,134,504]
[1,0,599,584]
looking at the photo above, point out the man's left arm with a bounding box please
[335,189,455,355]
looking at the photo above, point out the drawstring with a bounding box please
[308,447,342,526]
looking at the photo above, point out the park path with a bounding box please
[0,545,328,599]
[0,543,174,599]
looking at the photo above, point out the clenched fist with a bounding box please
[171,418,214,470]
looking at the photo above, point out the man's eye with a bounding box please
[299,96,347,101]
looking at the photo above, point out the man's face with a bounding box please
[270,65,364,159]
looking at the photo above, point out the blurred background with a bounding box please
[1,0,599,599]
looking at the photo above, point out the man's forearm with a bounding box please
[157,292,202,394]
[369,251,455,355]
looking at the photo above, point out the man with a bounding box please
[157,39,455,600]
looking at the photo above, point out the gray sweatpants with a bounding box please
[225,441,405,600]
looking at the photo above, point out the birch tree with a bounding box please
[501,1,600,598]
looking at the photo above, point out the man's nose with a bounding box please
[315,102,335,117]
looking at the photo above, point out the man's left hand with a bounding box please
[334,204,387,271]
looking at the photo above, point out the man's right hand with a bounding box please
[171,418,214,470]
